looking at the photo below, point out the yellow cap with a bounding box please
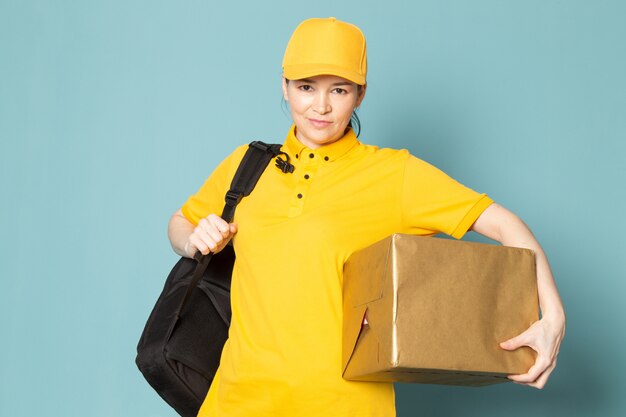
[282,17,367,85]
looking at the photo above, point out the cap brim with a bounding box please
[283,64,366,85]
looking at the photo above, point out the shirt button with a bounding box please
[304,174,309,179]
[297,193,303,198]
[309,153,314,158]
[324,156,329,161]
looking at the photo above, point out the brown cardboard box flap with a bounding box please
[342,234,539,386]
[342,236,394,376]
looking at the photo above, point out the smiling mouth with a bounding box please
[309,118,332,127]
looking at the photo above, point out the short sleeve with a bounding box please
[401,152,494,239]
[180,144,249,226]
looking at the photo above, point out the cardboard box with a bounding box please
[342,233,539,386]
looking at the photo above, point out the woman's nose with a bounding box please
[313,93,331,114]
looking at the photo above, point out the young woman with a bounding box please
[168,17,565,417]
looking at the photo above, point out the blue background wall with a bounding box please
[1,1,624,416]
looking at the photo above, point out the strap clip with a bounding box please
[275,151,295,173]
[225,190,243,205]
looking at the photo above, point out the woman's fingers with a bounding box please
[500,332,529,351]
[500,320,540,351]
[188,214,238,256]
[511,358,557,389]
[204,224,225,247]
[507,353,552,383]
[188,233,210,255]
[196,219,221,251]
[528,360,557,389]
[208,214,231,238]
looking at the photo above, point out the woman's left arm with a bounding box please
[470,202,566,389]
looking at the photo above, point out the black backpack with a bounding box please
[136,141,294,417]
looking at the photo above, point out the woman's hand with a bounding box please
[184,214,238,257]
[500,313,566,388]
[168,209,239,258]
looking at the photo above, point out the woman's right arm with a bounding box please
[168,209,238,258]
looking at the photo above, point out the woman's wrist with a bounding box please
[541,306,566,327]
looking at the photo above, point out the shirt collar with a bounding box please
[282,124,360,163]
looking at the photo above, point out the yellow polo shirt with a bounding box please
[181,124,493,417]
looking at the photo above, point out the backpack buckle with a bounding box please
[225,190,243,205]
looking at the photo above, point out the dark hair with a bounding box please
[350,108,362,137]
[283,78,363,137]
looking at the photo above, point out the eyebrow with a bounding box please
[298,78,353,86]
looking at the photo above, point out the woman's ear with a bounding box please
[281,77,289,102]
[356,83,367,107]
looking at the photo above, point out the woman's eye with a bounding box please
[333,88,348,94]
[298,85,313,92]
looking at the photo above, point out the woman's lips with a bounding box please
[308,118,332,128]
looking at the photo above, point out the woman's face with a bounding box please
[282,74,366,149]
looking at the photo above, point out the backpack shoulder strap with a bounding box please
[179,141,292,316]
[219,141,292,223]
